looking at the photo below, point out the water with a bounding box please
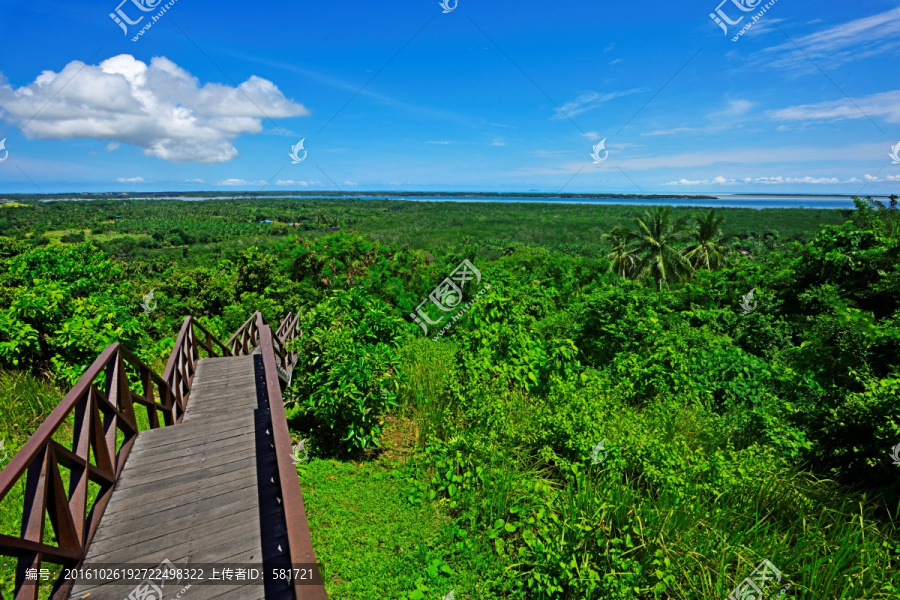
[310,194,871,210]
[41,194,889,210]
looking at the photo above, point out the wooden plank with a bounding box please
[127,416,251,449]
[90,489,262,544]
[99,472,259,521]
[81,502,280,562]
[113,438,259,487]
[105,453,257,497]
[70,353,295,599]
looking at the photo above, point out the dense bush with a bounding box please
[285,287,406,455]
[1,198,898,598]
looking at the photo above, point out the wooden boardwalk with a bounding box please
[69,355,296,600]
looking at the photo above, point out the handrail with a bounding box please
[162,317,234,425]
[257,325,326,600]
[0,316,230,600]
[229,312,303,381]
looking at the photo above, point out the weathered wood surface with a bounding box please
[68,356,295,600]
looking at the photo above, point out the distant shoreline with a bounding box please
[1,191,891,211]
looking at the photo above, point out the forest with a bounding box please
[0,196,897,599]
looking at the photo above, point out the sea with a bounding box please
[40,194,892,210]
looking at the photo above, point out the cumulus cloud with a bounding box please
[863,174,900,182]
[0,54,309,164]
[116,176,144,183]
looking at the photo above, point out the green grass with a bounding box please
[40,228,152,245]
[299,420,502,599]
[0,371,65,599]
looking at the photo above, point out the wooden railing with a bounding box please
[228,311,302,382]
[0,315,229,600]
[227,312,321,598]
[163,316,232,425]
[0,312,304,600]
[257,325,325,600]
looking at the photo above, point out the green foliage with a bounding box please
[683,209,734,270]
[1,196,899,598]
[0,243,155,380]
[286,288,406,455]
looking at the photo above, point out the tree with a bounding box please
[631,207,693,290]
[604,226,639,278]
[683,209,734,271]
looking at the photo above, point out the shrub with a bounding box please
[285,287,405,455]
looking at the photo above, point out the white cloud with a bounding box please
[343,180,358,186]
[641,99,755,137]
[116,176,144,183]
[219,178,266,186]
[532,150,567,158]
[663,176,843,186]
[275,180,322,186]
[106,142,120,152]
[642,127,704,137]
[554,88,649,120]
[426,141,452,145]
[712,99,755,118]
[863,174,900,182]
[759,8,900,70]
[767,90,900,124]
[0,54,309,164]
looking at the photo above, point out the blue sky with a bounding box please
[0,0,899,195]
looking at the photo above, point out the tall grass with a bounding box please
[397,344,900,599]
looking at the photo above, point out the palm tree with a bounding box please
[605,226,639,278]
[683,209,734,271]
[631,207,693,291]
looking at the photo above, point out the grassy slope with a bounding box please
[301,419,497,599]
